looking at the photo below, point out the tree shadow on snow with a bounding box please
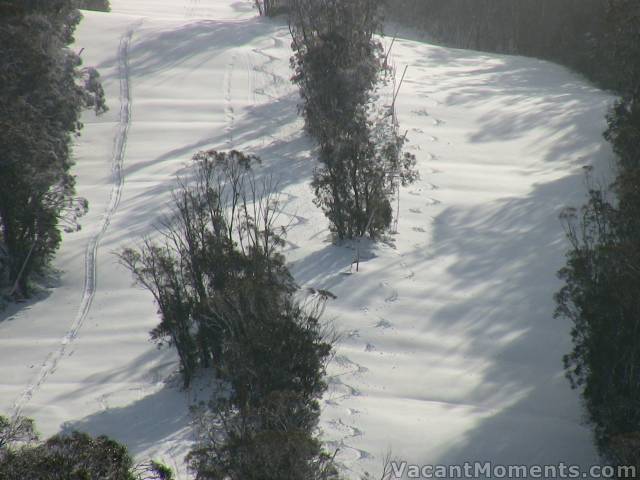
[104,90,314,247]
[380,161,610,475]
[0,274,58,323]
[62,380,193,469]
[392,37,614,175]
[60,352,222,468]
[97,17,288,81]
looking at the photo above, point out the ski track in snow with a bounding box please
[321,87,447,465]
[12,26,136,419]
[224,54,236,148]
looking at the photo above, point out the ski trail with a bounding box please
[224,54,236,148]
[12,26,136,419]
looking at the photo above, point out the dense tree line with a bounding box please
[0,0,106,299]
[289,0,417,239]
[554,0,640,471]
[384,0,627,91]
[121,150,341,479]
[0,414,173,479]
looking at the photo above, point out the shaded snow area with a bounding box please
[0,1,614,478]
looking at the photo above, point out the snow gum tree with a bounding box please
[289,0,417,239]
[0,0,106,298]
[120,150,335,395]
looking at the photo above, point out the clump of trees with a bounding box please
[288,0,417,239]
[555,0,640,470]
[121,150,342,479]
[0,0,106,299]
[121,150,304,388]
[0,414,173,479]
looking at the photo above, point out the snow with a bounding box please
[0,1,615,478]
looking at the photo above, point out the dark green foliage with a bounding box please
[75,0,110,11]
[289,0,417,239]
[0,0,105,298]
[1,431,135,480]
[219,292,334,407]
[187,394,340,480]
[0,415,173,480]
[605,102,640,169]
[555,0,640,469]
[289,0,382,144]
[609,432,640,472]
[185,290,339,479]
[603,0,640,97]
[555,175,640,448]
[311,110,418,238]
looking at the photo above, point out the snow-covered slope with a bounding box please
[0,1,614,477]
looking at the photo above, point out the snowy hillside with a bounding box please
[0,0,614,477]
